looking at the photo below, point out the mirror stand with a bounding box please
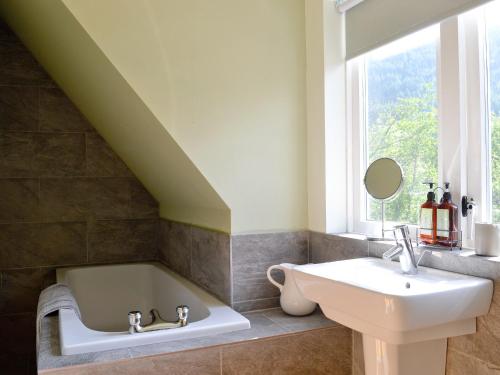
[381,200,385,239]
[367,200,387,242]
[364,157,403,242]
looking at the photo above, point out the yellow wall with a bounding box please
[0,0,307,233]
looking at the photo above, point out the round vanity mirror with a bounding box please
[364,158,404,239]
[364,158,403,201]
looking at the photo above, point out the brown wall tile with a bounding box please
[221,327,351,375]
[0,86,38,131]
[129,179,158,218]
[0,132,36,177]
[88,219,158,263]
[85,133,132,177]
[40,178,130,221]
[310,232,368,263]
[0,313,35,356]
[39,88,92,132]
[0,39,52,86]
[231,231,308,306]
[0,268,42,313]
[232,297,281,313]
[0,178,39,222]
[34,133,86,176]
[0,20,160,375]
[159,220,192,278]
[0,222,87,269]
[44,347,221,375]
[192,226,231,304]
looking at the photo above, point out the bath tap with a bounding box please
[382,225,428,275]
[128,306,189,334]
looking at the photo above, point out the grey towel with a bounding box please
[36,283,81,357]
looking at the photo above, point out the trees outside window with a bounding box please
[364,29,438,225]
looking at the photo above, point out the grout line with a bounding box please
[307,230,311,263]
[37,86,40,132]
[219,348,223,375]
[0,175,134,180]
[0,217,158,226]
[85,220,89,263]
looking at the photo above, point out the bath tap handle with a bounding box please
[177,305,189,327]
[128,311,142,334]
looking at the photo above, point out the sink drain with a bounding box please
[405,282,411,289]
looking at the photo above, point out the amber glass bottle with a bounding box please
[419,182,437,245]
[436,182,458,247]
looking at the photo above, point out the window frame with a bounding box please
[347,9,492,245]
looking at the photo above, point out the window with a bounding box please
[365,28,439,225]
[486,2,500,222]
[347,0,500,240]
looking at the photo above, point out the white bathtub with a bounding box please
[56,262,250,355]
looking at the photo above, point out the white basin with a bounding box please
[293,257,493,375]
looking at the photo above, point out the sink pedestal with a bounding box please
[362,335,446,375]
[292,258,493,375]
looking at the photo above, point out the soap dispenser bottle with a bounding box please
[436,182,458,247]
[419,182,437,245]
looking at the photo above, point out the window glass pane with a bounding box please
[486,1,500,222]
[365,27,439,224]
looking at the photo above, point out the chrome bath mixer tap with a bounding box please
[128,306,189,334]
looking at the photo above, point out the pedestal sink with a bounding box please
[293,257,493,375]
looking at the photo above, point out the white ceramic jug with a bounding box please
[267,263,316,316]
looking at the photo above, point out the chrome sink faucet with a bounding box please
[383,225,425,275]
[128,306,189,334]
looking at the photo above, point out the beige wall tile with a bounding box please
[221,327,351,375]
[446,349,476,375]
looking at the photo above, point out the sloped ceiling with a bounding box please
[0,0,231,232]
[0,0,308,234]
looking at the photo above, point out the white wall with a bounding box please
[306,0,347,233]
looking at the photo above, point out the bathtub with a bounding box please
[56,262,250,355]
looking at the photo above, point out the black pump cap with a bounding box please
[442,182,451,201]
[423,182,435,201]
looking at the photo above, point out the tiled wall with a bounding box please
[231,231,309,312]
[158,219,231,304]
[0,21,159,374]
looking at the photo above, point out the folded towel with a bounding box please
[36,283,81,358]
